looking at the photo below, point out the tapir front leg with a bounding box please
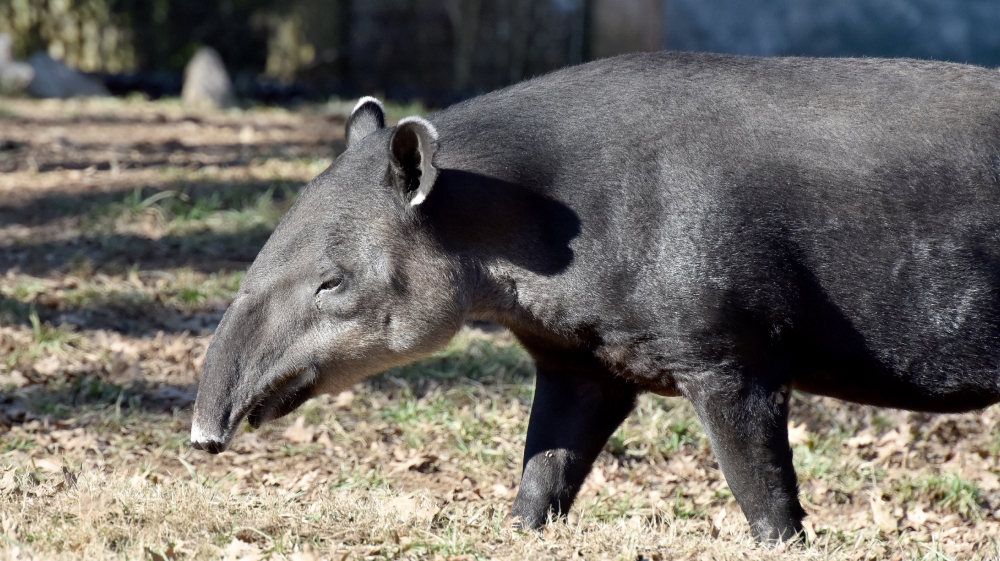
[685,371,804,543]
[510,369,638,528]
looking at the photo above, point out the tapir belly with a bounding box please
[782,238,1000,412]
[788,347,1000,414]
[776,270,1000,413]
[608,261,1000,414]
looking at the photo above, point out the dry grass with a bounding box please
[1,97,999,560]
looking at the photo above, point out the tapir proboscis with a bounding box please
[191,52,1000,543]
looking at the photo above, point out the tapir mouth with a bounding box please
[192,366,318,455]
[246,368,317,429]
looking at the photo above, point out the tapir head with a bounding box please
[191,98,467,452]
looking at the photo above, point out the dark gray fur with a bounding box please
[192,52,1000,543]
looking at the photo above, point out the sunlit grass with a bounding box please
[893,472,985,520]
[0,268,246,319]
[85,175,308,240]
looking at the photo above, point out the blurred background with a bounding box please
[2,0,1000,105]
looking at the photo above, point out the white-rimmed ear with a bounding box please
[389,116,439,207]
[346,96,386,147]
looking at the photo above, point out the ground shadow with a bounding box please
[0,134,343,174]
[0,178,296,228]
[0,180,290,227]
[0,290,224,336]
[0,172,309,279]
[1,230,274,275]
[0,378,199,429]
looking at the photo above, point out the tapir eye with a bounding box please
[316,276,344,294]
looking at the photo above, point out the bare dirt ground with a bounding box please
[1,96,999,560]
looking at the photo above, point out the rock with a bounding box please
[0,34,34,94]
[27,52,108,98]
[181,47,235,109]
[0,33,13,65]
[0,61,34,95]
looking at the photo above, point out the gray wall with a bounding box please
[666,0,1000,67]
[348,0,586,102]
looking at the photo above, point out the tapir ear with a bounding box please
[346,96,386,147]
[389,116,439,207]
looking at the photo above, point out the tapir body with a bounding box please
[192,52,1000,542]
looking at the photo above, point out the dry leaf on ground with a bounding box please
[283,416,315,444]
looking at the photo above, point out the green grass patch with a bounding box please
[86,181,301,239]
[892,472,985,519]
[607,397,704,462]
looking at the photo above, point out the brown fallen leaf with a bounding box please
[333,390,355,409]
[231,432,266,453]
[787,421,809,446]
[801,518,818,543]
[77,491,108,519]
[316,431,333,450]
[978,470,1000,492]
[386,494,439,525]
[668,454,698,478]
[711,508,726,538]
[869,491,898,534]
[51,428,96,451]
[34,457,63,473]
[283,416,314,444]
[390,452,436,473]
[32,356,61,377]
[878,423,912,449]
[905,504,931,528]
[0,370,30,388]
[0,470,17,494]
[1,512,18,541]
[223,537,262,561]
[810,480,829,500]
[846,431,874,449]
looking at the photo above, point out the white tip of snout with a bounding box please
[352,96,385,116]
[190,422,230,452]
[397,116,439,140]
[190,423,214,444]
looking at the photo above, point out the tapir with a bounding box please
[191,52,1000,543]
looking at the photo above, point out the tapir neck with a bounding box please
[422,99,599,345]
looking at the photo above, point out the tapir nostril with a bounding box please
[191,438,226,454]
[190,423,228,454]
[203,441,226,454]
